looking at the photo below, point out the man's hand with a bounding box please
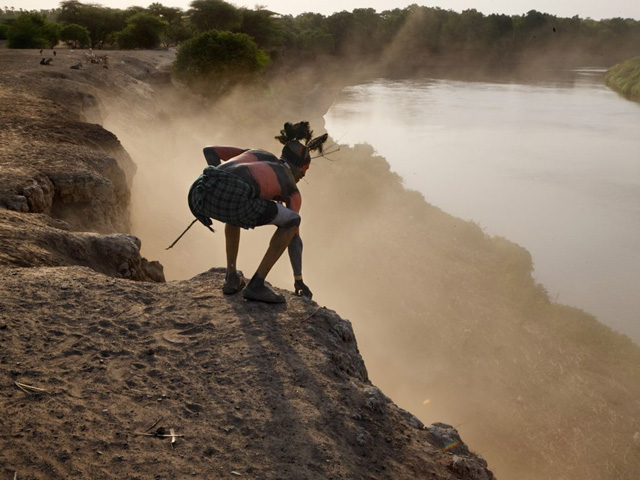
[294,279,313,299]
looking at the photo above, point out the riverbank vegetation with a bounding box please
[2,1,640,75]
[174,29,269,95]
[605,56,640,101]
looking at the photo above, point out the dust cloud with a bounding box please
[100,74,640,480]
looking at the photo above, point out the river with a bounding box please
[324,70,640,345]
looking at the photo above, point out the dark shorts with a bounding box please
[188,167,276,229]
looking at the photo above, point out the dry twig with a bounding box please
[145,417,163,432]
[132,432,185,438]
[14,381,47,394]
[302,306,325,322]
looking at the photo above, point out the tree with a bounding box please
[7,12,59,48]
[325,11,354,55]
[188,0,242,33]
[146,2,190,47]
[237,7,283,49]
[59,22,90,47]
[116,12,168,49]
[174,29,269,96]
[161,21,192,47]
[147,2,183,25]
[57,1,127,48]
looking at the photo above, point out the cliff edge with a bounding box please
[0,266,492,479]
[0,50,493,479]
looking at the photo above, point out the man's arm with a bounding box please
[285,191,312,299]
[287,231,303,278]
[202,146,247,166]
[288,230,312,298]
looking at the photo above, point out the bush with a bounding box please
[116,12,168,49]
[7,13,59,48]
[605,56,640,101]
[60,23,91,48]
[174,29,269,96]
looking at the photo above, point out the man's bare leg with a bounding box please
[225,224,240,275]
[243,226,297,303]
[223,224,245,294]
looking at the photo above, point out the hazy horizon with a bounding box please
[6,0,640,21]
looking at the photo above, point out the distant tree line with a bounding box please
[2,1,640,92]
[2,1,639,58]
[2,1,639,56]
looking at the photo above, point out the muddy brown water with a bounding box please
[325,69,640,344]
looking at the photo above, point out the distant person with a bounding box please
[188,122,328,303]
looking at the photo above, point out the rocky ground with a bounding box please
[0,49,494,480]
[0,266,493,480]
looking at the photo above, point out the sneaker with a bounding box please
[242,282,285,303]
[222,271,246,295]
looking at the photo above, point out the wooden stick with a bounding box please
[166,219,198,250]
[144,417,163,433]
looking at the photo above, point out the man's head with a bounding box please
[276,121,328,181]
[281,140,311,181]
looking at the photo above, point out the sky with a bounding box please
[6,0,640,20]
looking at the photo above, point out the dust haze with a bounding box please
[99,63,640,480]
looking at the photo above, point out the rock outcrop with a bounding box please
[0,209,162,282]
[0,83,133,233]
[0,50,157,278]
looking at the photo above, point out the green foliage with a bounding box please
[116,12,168,49]
[144,2,190,47]
[57,1,127,48]
[605,56,640,101]
[279,6,640,67]
[6,12,59,49]
[147,2,183,25]
[161,22,192,48]
[59,22,90,48]
[0,22,8,40]
[237,7,283,49]
[188,0,242,33]
[174,29,269,96]
[12,1,638,69]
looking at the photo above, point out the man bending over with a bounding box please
[188,121,327,304]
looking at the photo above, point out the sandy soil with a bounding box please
[1,266,490,480]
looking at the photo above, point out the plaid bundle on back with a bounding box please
[188,167,267,229]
